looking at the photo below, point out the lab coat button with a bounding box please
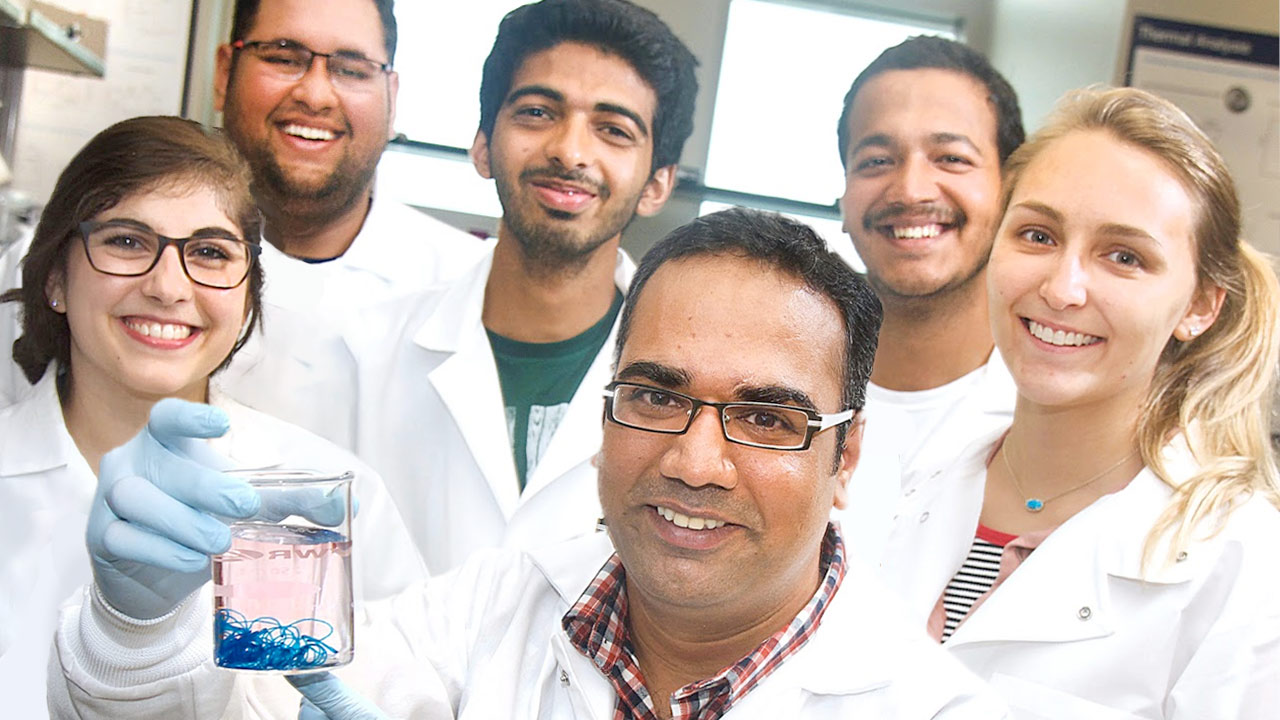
[918,511,930,523]
[904,488,917,497]
[1176,551,1188,562]
[1077,606,1092,620]
[560,670,569,687]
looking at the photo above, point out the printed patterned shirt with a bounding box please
[561,524,846,720]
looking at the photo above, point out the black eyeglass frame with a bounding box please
[232,39,393,80]
[602,380,855,451]
[78,220,261,290]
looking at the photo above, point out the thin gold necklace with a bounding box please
[1001,436,1138,513]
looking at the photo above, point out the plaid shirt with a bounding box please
[562,524,847,720]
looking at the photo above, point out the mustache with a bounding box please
[863,202,964,231]
[632,476,760,526]
[520,166,609,200]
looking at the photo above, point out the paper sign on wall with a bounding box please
[1126,15,1280,250]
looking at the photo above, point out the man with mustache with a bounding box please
[329,0,698,574]
[835,38,1025,519]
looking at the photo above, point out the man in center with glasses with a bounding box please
[50,208,1007,718]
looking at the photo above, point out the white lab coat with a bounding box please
[835,350,1016,564]
[252,197,489,316]
[51,530,1010,719]
[214,196,490,447]
[337,246,634,575]
[0,370,427,720]
[0,223,34,407]
[880,429,1280,719]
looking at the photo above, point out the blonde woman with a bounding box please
[880,87,1280,718]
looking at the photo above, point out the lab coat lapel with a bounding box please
[776,563,899,698]
[520,323,612,498]
[947,467,1194,648]
[523,250,634,499]
[945,530,1113,646]
[335,193,394,284]
[548,634,617,719]
[531,534,621,718]
[881,432,995,624]
[415,250,522,518]
[0,371,78,476]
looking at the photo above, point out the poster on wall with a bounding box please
[1126,15,1279,248]
[13,0,194,203]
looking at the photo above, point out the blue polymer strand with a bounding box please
[215,608,337,671]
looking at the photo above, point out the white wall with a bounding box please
[988,0,1128,131]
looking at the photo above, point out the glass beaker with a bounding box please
[211,470,354,673]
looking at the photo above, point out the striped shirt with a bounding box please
[940,524,1017,642]
[561,524,846,720]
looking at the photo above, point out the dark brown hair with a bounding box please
[1,116,263,388]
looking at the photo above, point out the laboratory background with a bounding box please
[1,0,1278,445]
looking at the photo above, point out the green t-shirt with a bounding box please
[487,291,623,490]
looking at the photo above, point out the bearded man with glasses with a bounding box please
[203,0,487,445]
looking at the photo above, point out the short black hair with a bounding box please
[616,208,883,455]
[231,0,398,64]
[837,36,1024,168]
[479,0,699,171]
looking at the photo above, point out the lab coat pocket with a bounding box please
[989,673,1146,720]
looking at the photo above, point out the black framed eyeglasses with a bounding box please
[603,381,855,451]
[78,220,260,290]
[232,39,391,91]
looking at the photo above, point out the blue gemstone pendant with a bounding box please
[1025,498,1045,512]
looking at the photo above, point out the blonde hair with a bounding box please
[1000,87,1280,567]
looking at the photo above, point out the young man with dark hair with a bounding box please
[835,37,1025,522]
[51,209,1009,719]
[331,0,700,574]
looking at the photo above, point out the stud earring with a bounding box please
[50,299,58,309]
[1188,326,1200,338]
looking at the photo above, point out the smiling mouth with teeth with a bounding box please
[655,505,726,531]
[1026,319,1102,347]
[124,318,194,340]
[282,123,337,141]
[891,224,944,240]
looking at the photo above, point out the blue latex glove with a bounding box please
[289,672,389,720]
[87,399,261,620]
[256,485,349,527]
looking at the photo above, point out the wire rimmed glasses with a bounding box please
[232,39,392,92]
[79,220,260,290]
[603,381,854,451]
